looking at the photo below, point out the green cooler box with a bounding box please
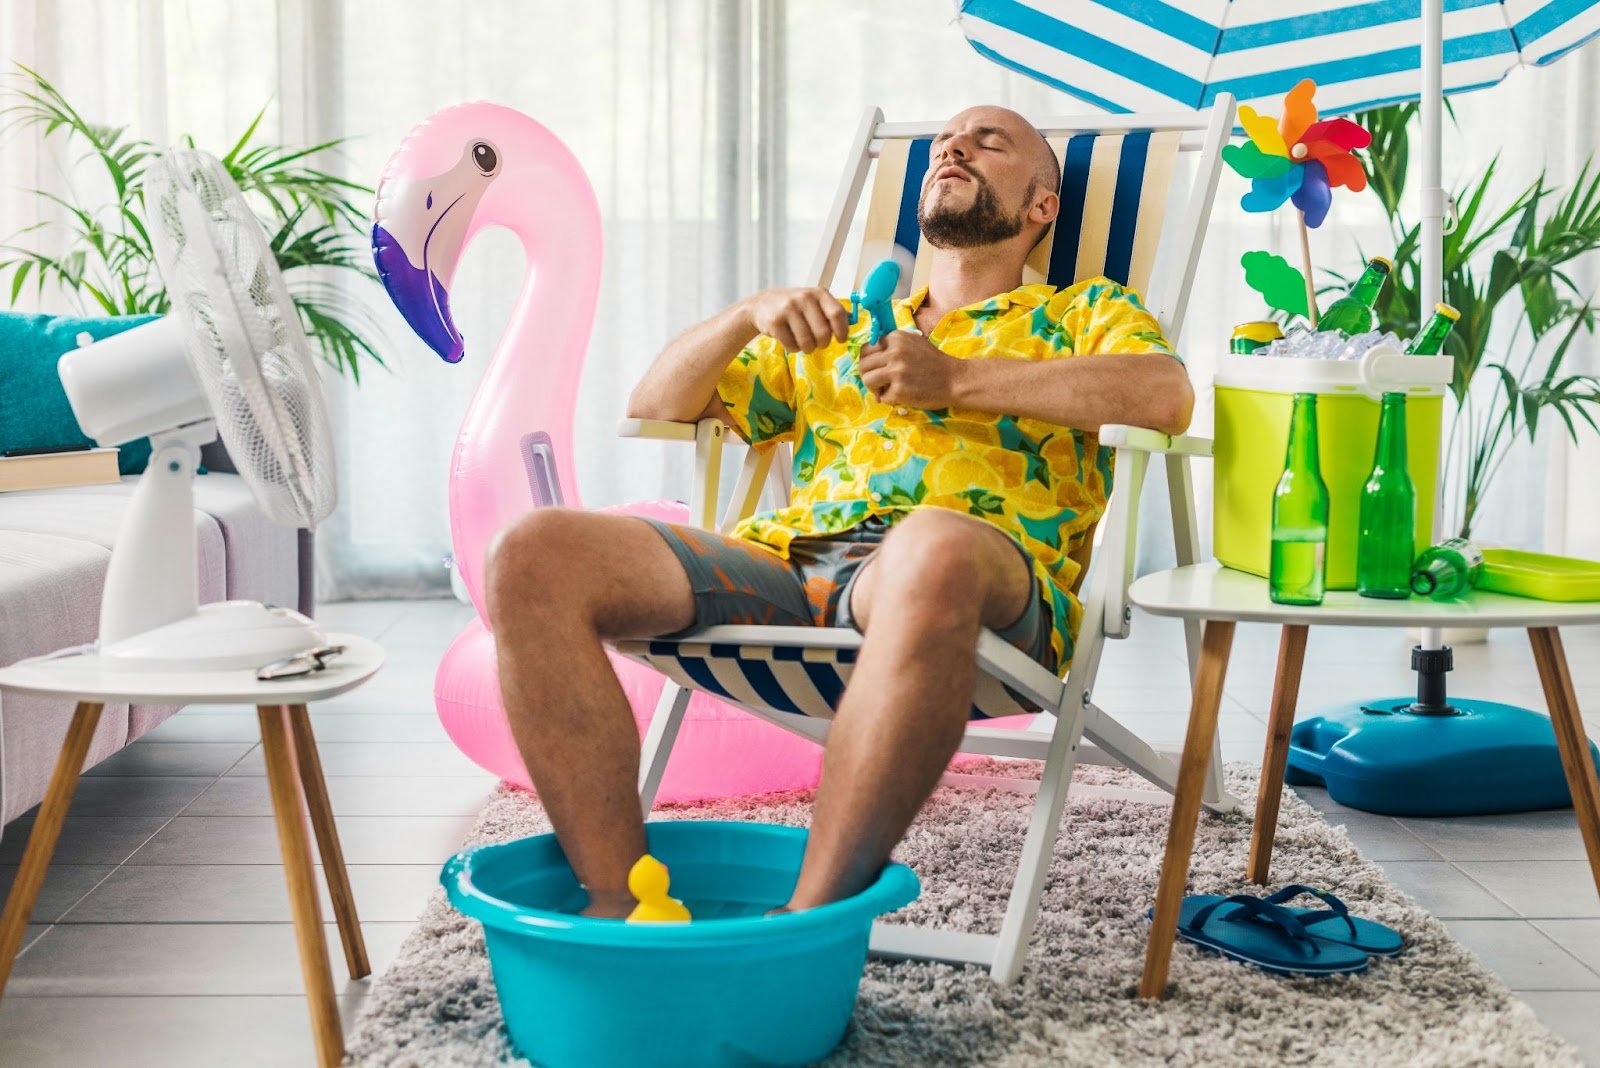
[1213,345,1452,590]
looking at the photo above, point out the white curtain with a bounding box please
[3,0,1598,600]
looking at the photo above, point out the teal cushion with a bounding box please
[0,312,160,474]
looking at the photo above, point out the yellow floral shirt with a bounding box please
[716,276,1177,669]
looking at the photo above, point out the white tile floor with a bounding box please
[2,599,1599,1065]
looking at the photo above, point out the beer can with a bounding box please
[1231,320,1284,354]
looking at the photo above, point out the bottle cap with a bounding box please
[1370,256,1394,272]
[1434,302,1460,321]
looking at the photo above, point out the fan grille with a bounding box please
[146,149,337,528]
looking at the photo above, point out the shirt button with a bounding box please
[894,406,908,416]
[870,492,883,503]
[881,439,894,450]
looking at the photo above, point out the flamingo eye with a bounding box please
[471,142,498,175]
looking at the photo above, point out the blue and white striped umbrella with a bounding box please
[955,0,1600,116]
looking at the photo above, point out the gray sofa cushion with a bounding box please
[0,473,300,825]
[0,531,131,825]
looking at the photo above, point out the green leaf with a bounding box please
[1241,250,1310,319]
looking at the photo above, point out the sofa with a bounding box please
[0,444,311,827]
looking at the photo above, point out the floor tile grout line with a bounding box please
[1528,917,1600,983]
[1388,816,1449,860]
[47,750,238,927]
[1448,858,1535,920]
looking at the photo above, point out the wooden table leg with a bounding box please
[1529,629,1600,900]
[1140,620,1235,999]
[0,701,103,996]
[1248,625,1309,885]
[288,704,369,980]
[259,705,343,1068]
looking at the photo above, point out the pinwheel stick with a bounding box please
[1296,211,1319,328]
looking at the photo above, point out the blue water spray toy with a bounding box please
[849,259,901,344]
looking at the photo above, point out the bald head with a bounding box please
[918,105,1062,253]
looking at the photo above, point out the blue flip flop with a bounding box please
[1157,894,1370,977]
[1262,884,1404,957]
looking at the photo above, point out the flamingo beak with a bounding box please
[371,141,500,364]
[372,217,465,363]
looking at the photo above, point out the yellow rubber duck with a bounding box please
[626,854,692,923]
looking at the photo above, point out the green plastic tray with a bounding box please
[1479,548,1600,602]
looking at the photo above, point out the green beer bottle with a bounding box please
[1318,256,1393,337]
[1356,393,1415,598]
[1411,538,1484,599]
[1270,393,1330,606]
[1406,302,1460,355]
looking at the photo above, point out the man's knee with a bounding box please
[866,511,991,625]
[486,508,595,619]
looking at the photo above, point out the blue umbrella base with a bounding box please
[1284,696,1600,817]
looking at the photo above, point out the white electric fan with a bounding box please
[56,148,338,670]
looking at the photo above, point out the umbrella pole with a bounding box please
[1421,0,1445,648]
[1297,212,1318,327]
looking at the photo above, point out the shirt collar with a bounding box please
[900,282,1053,318]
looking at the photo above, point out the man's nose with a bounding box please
[938,135,973,162]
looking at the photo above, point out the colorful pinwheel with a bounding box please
[1224,79,1372,326]
[1222,79,1371,229]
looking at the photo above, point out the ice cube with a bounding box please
[1336,329,1384,360]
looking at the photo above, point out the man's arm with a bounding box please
[857,331,1194,436]
[626,288,849,424]
[953,352,1195,436]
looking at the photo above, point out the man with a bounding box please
[486,105,1192,918]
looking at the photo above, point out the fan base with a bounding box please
[99,601,328,673]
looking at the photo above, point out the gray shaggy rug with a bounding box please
[343,761,1579,1067]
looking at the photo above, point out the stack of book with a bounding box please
[0,446,121,492]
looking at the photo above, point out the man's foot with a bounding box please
[579,888,635,919]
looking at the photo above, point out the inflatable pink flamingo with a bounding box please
[371,103,823,801]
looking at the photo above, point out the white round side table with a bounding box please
[0,634,384,1068]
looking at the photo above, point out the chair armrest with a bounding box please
[1099,424,1212,458]
[617,417,701,442]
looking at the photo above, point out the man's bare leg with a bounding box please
[786,509,1037,909]
[485,509,699,917]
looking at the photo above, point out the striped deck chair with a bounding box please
[615,96,1238,984]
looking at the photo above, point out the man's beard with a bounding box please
[918,173,1030,249]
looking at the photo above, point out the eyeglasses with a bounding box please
[255,644,347,682]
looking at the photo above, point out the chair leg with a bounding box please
[0,701,102,997]
[1140,620,1235,999]
[991,692,1089,984]
[1248,625,1308,885]
[288,704,369,980]
[639,682,694,815]
[258,705,343,1068]
[1528,628,1600,901]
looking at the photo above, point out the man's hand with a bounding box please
[744,287,850,353]
[858,331,964,409]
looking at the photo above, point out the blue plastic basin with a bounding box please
[441,820,919,1067]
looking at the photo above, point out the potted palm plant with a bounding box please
[0,64,383,381]
[1336,102,1600,543]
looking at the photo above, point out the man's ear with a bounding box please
[1032,190,1060,227]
